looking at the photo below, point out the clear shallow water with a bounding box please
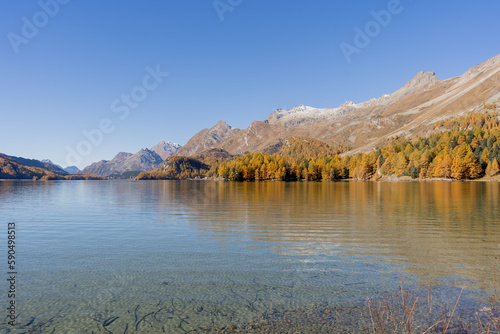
[0,180,499,333]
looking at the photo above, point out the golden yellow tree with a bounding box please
[441,155,452,178]
[432,155,444,178]
[486,159,500,176]
[465,151,482,179]
[393,152,408,176]
[451,146,468,180]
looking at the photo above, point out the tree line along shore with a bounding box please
[138,110,500,182]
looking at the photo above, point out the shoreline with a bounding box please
[1,175,500,182]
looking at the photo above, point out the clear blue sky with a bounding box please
[1,0,499,168]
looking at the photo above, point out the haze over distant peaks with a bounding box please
[63,166,81,174]
[42,159,81,174]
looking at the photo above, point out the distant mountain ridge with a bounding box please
[176,53,500,157]
[7,54,500,179]
[7,156,67,174]
[266,71,440,127]
[42,159,81,174]
[82,149,162,176]
[0,154,103,180]
[0,154,65,179]
[63,166,81,174]
[81,140,181,177]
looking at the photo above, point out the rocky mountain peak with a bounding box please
[208,120,239,137]
[267,105,319,124]
[405,71,439,89]
[385,70,440,102]
[340,101,357,107]
[173,120,241,156]
[150,141,181,160]
[42,159,81,174]
[290,104,307,111]
[213,120,231,131]
[161,140,180,147]
[82,149,163,176]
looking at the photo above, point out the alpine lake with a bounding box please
[1,180,499,333]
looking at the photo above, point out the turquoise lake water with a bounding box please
[0,180,499,332]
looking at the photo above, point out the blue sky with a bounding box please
[1,0,499,168]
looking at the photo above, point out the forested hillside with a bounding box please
[0,154,105,180]
[216,110,500,181]
[137,149,234,180]
[139,109,499,182]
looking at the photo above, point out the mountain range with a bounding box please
[81,141,181,176]
[0,140,181,179]
[2,54,500,180]
[5,155,67,174]
[175,54,500,157]
[41,160,81,174]
[0,153,103,180]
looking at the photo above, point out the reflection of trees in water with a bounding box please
[3,180,498,333]
[151,181,500,290]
